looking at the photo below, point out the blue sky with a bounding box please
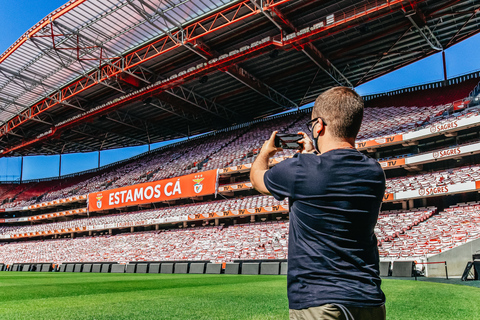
[0,0,480,181]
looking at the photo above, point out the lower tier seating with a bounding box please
[2,203,480,264]
[379,204,480,258]
[0,221,289,264]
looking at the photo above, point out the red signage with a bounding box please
[356,134,403,149]
[88,170,218,212]
[383,193,394,201]
[429,120,458,133]
[433,147,461,159]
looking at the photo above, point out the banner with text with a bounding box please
[88,170,218,212]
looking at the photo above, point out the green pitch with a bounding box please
[1,272,480,319]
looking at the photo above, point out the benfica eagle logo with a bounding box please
[96,195,103,209]
[193,177,204,194]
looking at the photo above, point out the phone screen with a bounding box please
[275,134,303,149]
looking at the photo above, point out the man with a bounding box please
[250,87,386,320]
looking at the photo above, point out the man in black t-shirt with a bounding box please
[250,87,386,320]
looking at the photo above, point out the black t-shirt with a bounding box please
[264,149,386,310]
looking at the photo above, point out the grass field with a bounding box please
[1,272,480,319]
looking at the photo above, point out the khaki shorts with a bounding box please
[289,304,386,320]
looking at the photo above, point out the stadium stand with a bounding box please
[385,164,480,193]
[1,101,478,211]
[2,76,480,276]
[379,204,480,259]
[0,195,288,238]
[0,221,289,264]
[364,76,479,109]
[1,203,478,266]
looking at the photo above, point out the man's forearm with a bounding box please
[250,151,273,195]
[252,150,270,172]
[250,132,278,195]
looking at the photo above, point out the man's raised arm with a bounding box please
[250,131,281,195]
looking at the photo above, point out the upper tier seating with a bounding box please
[385,164,480,194]
[364,77,479,109]
[1,102,479,210]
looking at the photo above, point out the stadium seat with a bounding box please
[225,263,240,275]
[241,263,260,275]
[379,262,391,277]
[260,262,280,275]
[41,264,52,272]
[280,262,288,275]
[111,264,125,273]
[205,263,222,274]
[126,264,136,273]
[101,264,110,273]
[189,263,206,274]
[148,263,160,274]
[174,263,189,274]
[160,263,174,274]
[136,263,148,273]
[91,264,102,273]
[392,261,415,277]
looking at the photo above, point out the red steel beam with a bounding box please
[1,0,429,156]
[0,0,293,138]
[0,0,435,154]
[0,0,88,64]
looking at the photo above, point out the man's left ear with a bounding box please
[316,119,324,135]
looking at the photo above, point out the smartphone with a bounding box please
[274,133,303,149]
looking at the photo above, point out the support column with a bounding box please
[442,51,448,83]
[70,233,75,239]
[183,221,187,228]
[155,224,159,230]
[109,229,112,235]
[250,215,255,223]
[402,201,408,210]
[408,199,414,209]
[422,198,427,207]
[130,227,134,233]
[20,156,24,182]
[215,218,219,226]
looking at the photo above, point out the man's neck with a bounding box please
[318,136,355,154]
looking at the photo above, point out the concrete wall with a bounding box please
[427,238,480,277]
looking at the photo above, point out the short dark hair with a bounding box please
[312,87,364,139]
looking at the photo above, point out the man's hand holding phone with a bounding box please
[260,131,282,159]
[297,131,316,154]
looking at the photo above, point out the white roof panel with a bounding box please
[0,0,237,124]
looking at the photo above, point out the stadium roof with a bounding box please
[0,0,479,156]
